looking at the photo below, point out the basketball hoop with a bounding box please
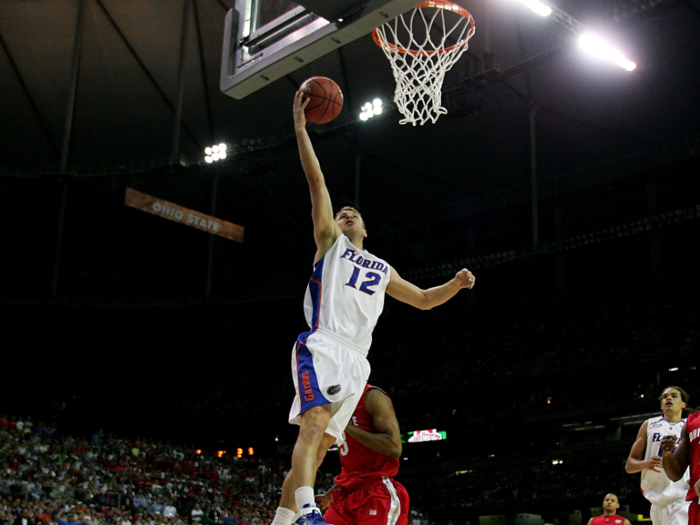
[372,0,476,125]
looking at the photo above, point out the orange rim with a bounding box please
[372,0,475,57]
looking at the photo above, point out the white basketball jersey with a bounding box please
[303,235,391,354]
[641,416,690,505]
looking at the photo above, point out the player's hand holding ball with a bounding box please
[293,91,309,130]
[297,76,344,124]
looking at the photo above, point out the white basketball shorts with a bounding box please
[288,329,371,444]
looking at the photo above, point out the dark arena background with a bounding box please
[1,1,699,525]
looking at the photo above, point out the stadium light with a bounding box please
[360,99,384,121]
[579,33,636,71]
[518,0,552,17]
[205,143,228,163]
[513,0,640,71]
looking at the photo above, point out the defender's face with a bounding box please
[660,388,686,412]
[603,494,619,511]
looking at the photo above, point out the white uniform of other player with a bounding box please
[289,235,391,443]
[641,416,691,525]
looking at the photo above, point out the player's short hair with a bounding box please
[659,386,689,404]
[335,206,365,226]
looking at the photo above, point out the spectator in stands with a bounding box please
[190,505,203,525]
[14,509,37,525]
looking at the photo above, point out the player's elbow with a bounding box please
[417,295,435,310]
[666,469,682,482]
[389,441,402,459]
[624,460,634,474]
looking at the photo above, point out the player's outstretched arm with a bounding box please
[344,389,402,459]
[386,267,475,310]
[625,422,661,473]
[293,91,341,261]
[661,427,688,481]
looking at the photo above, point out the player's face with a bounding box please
[336,209,366,238]
[602,494,619,512]
[660,388,686,413]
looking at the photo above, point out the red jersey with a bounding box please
[334,385,400,491]
[590,515,626,525]
[686,411,700,502]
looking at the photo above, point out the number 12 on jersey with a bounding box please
[346,267,381,296]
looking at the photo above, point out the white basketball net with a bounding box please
[373,1,476,125]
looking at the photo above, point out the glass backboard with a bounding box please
[220,0,420,99]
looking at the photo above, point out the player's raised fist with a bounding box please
[660,434,677,456]
[455,268,475,289]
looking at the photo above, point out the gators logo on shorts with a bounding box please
[327,385,342,395]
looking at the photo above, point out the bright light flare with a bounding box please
[204,143,229,163]
[519,0,552,17]
[579,33,636,71]
[360,99,384,121]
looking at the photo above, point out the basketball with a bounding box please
[298,76,343,124]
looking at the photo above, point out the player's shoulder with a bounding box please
[365,386,393,408]
[647,415,666,427]
[367,385,389,396]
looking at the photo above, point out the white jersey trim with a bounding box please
[382,477,401,525]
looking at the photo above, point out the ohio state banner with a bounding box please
[125,188,244,242]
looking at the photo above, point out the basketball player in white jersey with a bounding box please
[270,92,476,525]
[626,386,690,525]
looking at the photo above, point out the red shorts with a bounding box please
[690,499,699,525]
[323,477,409,525]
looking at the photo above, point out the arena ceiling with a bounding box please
[1,0,699,303]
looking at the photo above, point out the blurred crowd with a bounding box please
[407,454,639,519]
[0,417,336,525]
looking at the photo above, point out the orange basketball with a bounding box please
[298,76,344,124]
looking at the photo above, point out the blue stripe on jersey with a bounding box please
[307,256,325,334]
[296,340,329,413]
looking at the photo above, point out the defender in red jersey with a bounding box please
[587,494,632,525]
[662,411,700,525]
[315,385,409,525]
